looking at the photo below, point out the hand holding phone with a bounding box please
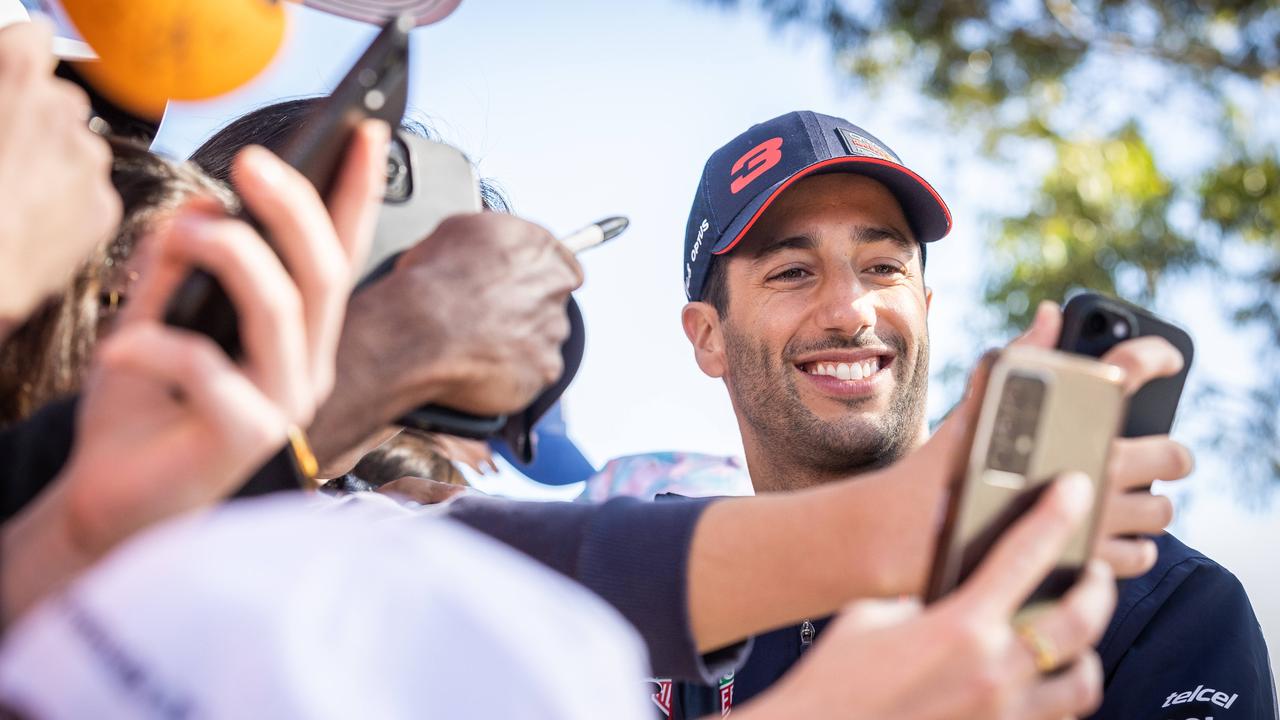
[927,346,1125,618]
[164,15,412,357]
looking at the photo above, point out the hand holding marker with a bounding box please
[560,216,629,254]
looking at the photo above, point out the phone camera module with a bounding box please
[987,373,1046,475]
[1084,312,1109,338]
[383,135,412,203]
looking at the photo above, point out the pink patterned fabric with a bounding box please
[579,452,753,503]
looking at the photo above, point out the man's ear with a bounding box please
[925,286,933,313]
[682,302,727,378]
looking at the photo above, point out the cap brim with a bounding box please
[493,431,595,486]
[712,156,952,257]
[492,401,595,486]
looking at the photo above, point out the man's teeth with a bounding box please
[806,358,880,380]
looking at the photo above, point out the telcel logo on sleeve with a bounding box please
[1163,684,1238,710]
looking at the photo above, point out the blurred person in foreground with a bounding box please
[0,18,118,341]
[0,136,238,427]
[0,110,392,620]
[656,111,1274,719]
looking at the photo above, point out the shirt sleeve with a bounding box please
[0,395,77,522]
[442,494,752,683]
[1089,557,1277,720]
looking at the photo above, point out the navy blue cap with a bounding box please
[491,402,597,486]
[683,111,952,301]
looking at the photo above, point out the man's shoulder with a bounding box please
[1102,532,1253,660]
[1089,532,1276,720]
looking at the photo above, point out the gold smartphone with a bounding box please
[926,346,1126,617]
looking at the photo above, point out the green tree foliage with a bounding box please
[701,0,1280,497]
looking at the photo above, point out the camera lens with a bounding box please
[383,136,411,203]
[1085,312,1108,337]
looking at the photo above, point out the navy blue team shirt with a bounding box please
[665,533,1277,719]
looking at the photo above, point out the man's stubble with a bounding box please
[722,320,930,489]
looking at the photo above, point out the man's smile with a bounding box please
[792,349,896,400]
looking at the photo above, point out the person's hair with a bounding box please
[701,257,731,317]
[349,430,467,488]
[0,137,235,426]
[189,97,511,213]
[698,241,926,318]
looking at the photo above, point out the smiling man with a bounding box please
[692,173,932,482]
[664,111,1275,719]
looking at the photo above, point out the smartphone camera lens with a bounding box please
[988,373,1046,475]
[1084,312,1108,338]
[384,135,412,203]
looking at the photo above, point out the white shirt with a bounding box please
[0,494,651,719]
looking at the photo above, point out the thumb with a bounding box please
[1008,301,1062,350]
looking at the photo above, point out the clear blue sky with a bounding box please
[152,0,1277,660]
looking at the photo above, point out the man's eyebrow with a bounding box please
[748,235,817,262]
[854,225,916,253]
[746,225,916,262]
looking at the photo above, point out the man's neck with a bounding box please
[744,449,876,493]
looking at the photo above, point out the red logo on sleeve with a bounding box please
[729,137,783,194]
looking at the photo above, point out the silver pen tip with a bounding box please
[596,216,630,242]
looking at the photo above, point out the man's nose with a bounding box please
[812,270,876,336]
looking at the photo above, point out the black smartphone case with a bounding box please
[1057,293,1195,437]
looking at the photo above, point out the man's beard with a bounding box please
[722,321,929,480]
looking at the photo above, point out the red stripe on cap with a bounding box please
[713,157,953,255]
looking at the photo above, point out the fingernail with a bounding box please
[174,211,212,240]
[365,118,391,143]
[1035,300,1056,323]
[243,146,284,188]
[1059,472,1095,516]
[170,212,220,256]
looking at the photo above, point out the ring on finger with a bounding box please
[287,424,321,489]
[1015,621,1061,674]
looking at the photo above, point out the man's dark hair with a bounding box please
[699,241,925,318]
[701,256,731,317]
[189,97,511,212]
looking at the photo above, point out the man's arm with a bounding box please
[438,452,944,676]
[687,433,948,652]
[442,494,751,684]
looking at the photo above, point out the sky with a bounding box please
[150,0,1277,667]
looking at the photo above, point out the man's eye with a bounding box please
[768,267,810,282]
[866,263,905,277]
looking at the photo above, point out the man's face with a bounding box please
[693,173,932,481]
